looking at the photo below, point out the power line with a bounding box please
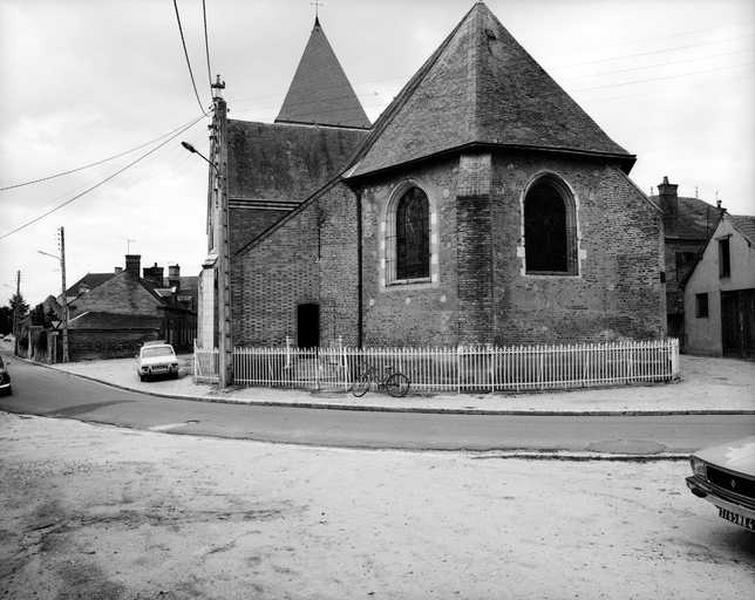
[0,115,207,242]
[173,0,208,115]
[202,0,213,90]
[0,116,207,192]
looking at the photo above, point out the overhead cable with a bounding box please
[202,0,213,90]
[0,116,207,192]
[0,115,207,242]
[173,0,208,115]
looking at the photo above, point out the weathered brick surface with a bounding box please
[69,329,159,361]
[230,208,292,255]
[234,150,665,347]
[232,182,358,347]
[490,153,666,344]
[360,158,460,346]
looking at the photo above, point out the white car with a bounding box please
[135,343,179,381]
[686,436,755,532]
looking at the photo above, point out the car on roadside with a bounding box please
[0,355,11,396]
[686,436,755,532]
[135,343,179,381]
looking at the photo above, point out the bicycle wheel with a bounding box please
[351,371,371,397]
[385,372,410,397]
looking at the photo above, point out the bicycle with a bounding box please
[350,365,410,398]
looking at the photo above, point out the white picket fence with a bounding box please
[194,338,680,393]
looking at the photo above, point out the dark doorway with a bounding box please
[721,289,755,358]
[297,303,320,349]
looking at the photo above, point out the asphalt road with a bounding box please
[2,357,754,453]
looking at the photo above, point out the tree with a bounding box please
[9,293,29,321]
[0,306,11,335]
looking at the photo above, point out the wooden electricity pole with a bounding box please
[13,270,20,356]
[58,227,70,362]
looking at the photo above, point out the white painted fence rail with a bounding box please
[194,338,680,393]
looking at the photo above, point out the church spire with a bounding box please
[275,18,370,129]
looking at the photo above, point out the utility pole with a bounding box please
[57,227,70,362]
[13,270,20,356]
[212,75,232,387]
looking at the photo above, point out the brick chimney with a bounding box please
[657,176,679,217]
[168,264,181,290]
[125,254,141,278]
[143,263,164,287]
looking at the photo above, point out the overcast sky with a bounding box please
[1,0,753,305]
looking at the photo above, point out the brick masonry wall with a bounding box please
[229,207,292,255]
[490,152,666,344]
[68,273,162,317]
[232,182,358,347]
[69,329,160,361]
[360,158,461,346]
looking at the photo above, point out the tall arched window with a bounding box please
[395,186,430,281]
[524,175,578,275]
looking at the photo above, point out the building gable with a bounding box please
[68,271,165,318]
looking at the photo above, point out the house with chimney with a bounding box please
[62,254,198,360]
[199,3,667,354]
[650,176,723,347]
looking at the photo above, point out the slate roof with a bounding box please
[346,2,634,179]
[65,272,114,297]
[650,195,722,241]
[68,311,162,330]
[275,18,370,129]
[730,214,755,244]
[227,119,368,205]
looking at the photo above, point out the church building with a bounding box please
[198,2,667,352]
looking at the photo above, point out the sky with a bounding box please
[1,0,753,305]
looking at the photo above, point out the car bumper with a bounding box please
[686,475,755,531]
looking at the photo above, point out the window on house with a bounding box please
[718,238,731,278]
[695,293,709,318]
[395,186,430,281]
[524,176,578,275]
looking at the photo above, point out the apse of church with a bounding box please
[201,3,666,350]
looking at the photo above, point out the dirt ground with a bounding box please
[1,412,752,599]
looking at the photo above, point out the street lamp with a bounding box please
[181,141,218,172]
[181,138,232,388]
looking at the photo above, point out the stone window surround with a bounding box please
[380,178,440,290]
[517,170,583,278]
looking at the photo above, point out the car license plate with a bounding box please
[718,507,755,531]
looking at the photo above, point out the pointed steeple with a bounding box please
[347,2,633,178]
[276,18,370,129]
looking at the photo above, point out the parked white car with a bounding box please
[686,436,755,532]
[135,343,179,381]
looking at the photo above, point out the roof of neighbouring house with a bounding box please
[275,18,371,129]
[345,2,634,179]
[68,311,162,330]
[65,272,115,297]
[730,213,755,244]
[650,195,722,241]
[227,119,367,207]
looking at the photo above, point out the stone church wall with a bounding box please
[359,157,461,346]
[489,153,667,344]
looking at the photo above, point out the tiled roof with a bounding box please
[346,2,633,179]
[68,311,162,330]
[651,195,722,240]
[227,120,367,205]
[730,214,755,244]
[275,18,370,129]
[65,272,114,297]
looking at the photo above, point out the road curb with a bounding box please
[12,356,755,417]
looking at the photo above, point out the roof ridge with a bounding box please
[343,3,478,177]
